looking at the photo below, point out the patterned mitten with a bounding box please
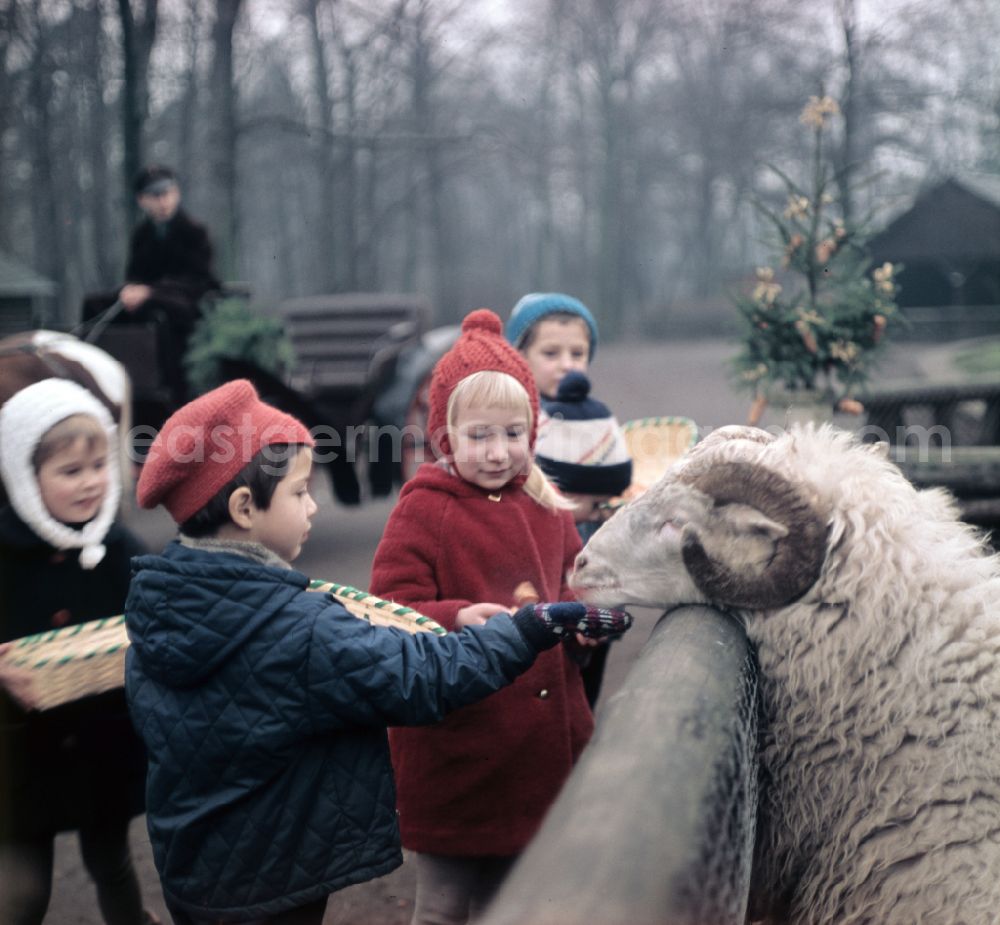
[513,601,632,642]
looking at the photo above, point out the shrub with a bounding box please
[184,297,295,397]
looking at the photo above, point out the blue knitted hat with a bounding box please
[535,371,631,496]
[506,293,598,360]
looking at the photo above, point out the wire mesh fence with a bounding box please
[863,381,1000,450]
[674,646,761,923]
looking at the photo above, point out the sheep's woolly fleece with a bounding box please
[571,422,1000,922]
[687,424,1000,924]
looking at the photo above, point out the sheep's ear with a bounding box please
[680,507,786,603]
[679,461,827,609]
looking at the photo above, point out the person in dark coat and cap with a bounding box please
[82,166,220,417]
[118,166,219,321]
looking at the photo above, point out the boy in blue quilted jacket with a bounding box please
[124,379,630,925]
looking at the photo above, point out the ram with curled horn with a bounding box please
[573,423,1000,924]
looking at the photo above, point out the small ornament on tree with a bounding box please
[732,96,903,424]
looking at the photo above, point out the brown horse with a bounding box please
[0,330,132,503]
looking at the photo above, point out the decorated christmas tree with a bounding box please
[732,96,902,424]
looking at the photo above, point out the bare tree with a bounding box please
[3,0,999,337]
[562,0,671,336]
[304,0,339,291]
[391,0,482,319]
[79,0,117,287]
[0,0,16,255]
[651,0,820,307]
[504,0,569,289]
[176,0,205,190]
[948,0,1000,173]
[23,2,67,320]
[207,0,243,279]
[822,0,965,222]
[117,0,159,226]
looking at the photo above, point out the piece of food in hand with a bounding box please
[514,581,540,606]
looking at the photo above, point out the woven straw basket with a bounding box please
[606,416,698,509]
[0,582,445,712]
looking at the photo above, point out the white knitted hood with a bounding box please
[0,378,121,568]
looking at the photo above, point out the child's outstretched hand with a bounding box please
[514,602,632,641]
[456,602,510,628]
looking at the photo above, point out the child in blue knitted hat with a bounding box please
[506,293,629,528]
[505,292,598,399]
[508,293,633,708]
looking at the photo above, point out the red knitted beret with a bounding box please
[136,379,314,523]
[427,308,539,456]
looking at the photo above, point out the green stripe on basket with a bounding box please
[13,614,125,649]
[622,415,698,434]
[19,638,129,670]
[414,616,446,635]
[311,578,447,634]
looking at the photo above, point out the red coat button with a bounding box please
[51,609,72,627]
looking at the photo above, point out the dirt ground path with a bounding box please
[45,337,935,925]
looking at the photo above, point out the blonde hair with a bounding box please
[32,414,108,470]
[446,371,574,512]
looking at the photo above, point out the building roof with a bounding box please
[0,250,56,297]
[868,175,1000,264]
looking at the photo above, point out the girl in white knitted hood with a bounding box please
[0,378,156,925]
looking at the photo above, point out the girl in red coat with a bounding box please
[370,309,597,925]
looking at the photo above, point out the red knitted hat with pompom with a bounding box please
[136,379,314,523]
[427,309,540,457]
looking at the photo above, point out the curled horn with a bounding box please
[697,425,777,450]
[675,425,775,481]
[679,461,828,609]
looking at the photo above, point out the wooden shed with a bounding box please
[0,250,57,337]
[868,175,1000,311]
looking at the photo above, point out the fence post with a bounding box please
[480,605,759,925]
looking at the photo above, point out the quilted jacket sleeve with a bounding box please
[304,598,540,731]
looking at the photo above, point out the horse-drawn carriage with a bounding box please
[0,293,458,504]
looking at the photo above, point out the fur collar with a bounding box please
[178,534,290,569]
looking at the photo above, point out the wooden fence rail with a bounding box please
[480,605,760,925]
